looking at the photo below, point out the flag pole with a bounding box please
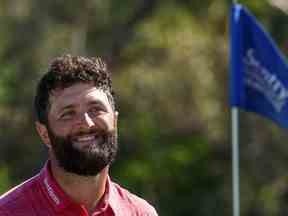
[230,1,288,215]
[231,2,239,216]
[232,107,240,216]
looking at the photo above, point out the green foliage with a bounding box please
[0,63,19,104]
[0,166,10,195]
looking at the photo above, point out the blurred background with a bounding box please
[1,0,288,215]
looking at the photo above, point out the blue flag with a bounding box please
[230,3,288,127]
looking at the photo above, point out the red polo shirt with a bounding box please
[0,162,158,216]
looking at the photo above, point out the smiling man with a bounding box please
[0,55,158,216]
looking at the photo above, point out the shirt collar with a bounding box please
[39,161,112,213]
[39,161,75,212]
[107,179,128,216]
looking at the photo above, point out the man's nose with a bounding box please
[78,112,95,128]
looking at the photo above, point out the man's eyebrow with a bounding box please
[58,100,106,112]
[88,100,105,106]
[58,104,75,112]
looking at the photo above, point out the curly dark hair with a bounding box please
[34,54,115,125]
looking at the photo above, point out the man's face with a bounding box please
[39,82,118,176]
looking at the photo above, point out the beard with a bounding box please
[47,127,118,176]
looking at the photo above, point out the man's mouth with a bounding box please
[72,134,105,148]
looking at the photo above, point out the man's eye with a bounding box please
[60,111,75,119]
[89,107,105,115]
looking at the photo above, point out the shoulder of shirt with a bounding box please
[0,174,39,213]
[110,181,158,216]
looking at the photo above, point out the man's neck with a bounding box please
[50,159,109,213]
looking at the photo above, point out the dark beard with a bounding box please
[47,127,118,176]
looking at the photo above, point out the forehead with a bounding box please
[49,83,111,112]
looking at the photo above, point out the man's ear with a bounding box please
[114,111,118,128]
[113,111,119,142]
[35,121,51,148]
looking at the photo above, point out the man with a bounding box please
[0,55,158,216]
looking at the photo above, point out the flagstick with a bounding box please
[231,3,239,216]
[231,1,239,215]
[232,107,240,216]
[231,0,240,216]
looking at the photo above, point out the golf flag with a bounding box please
[230,3,288,127]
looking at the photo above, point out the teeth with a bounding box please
[76,135,95,142]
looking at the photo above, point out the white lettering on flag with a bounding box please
[243,48,288,112]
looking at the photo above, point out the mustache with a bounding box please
[70,128,107,138]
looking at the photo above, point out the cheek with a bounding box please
[98,114,115,132]
[48,118,71,137]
